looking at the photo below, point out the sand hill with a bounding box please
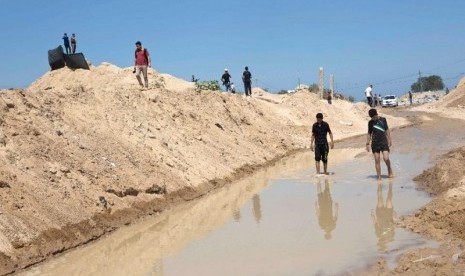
[412,76,465,118]
[0,63,407,274]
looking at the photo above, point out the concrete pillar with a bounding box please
[319,67,324,99]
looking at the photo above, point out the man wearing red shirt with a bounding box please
[134,41,151,88]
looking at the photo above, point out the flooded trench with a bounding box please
[20,113,465,276]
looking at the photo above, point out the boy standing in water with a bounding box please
[366,109,393,180]
[310,113,334,175]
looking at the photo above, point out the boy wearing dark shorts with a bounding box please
[366,109,393,180]
[311,113,334,175]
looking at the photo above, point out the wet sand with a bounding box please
[18,113,465,276]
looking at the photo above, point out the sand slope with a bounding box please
[412,77,465,119]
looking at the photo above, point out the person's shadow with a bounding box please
[371,180,397,252]
[315,178,338,240]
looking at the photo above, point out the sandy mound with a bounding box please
[446,82,465,108]
[159,73,195,93]
[412,76,465,119]
[413,147,465,195]
[0,63,407,274]
[398,90,445,103]
[393,146,465,275]
[404,147,465,237]
[251,88,376,133]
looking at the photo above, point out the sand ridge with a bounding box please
[411,78,465,120]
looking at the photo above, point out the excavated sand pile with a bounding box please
[412,76,465,118]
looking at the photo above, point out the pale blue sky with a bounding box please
[1,1,464,99]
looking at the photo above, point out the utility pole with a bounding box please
[418,71,423,92]
[330,74,334,95]
[319,67,324,99]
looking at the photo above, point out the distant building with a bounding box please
[295,84,309,91]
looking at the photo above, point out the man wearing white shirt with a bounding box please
[365,85,373,107]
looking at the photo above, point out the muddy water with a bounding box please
[21,114,465,276]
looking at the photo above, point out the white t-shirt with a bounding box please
[365,86,372,97]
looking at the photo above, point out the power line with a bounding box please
[340,73,417,91]
[443,73,465,80]
[419,71,423,92]
[338,57,465,92]
[254,78,281,92]
[426,58,465,72]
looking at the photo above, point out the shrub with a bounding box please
[195,80,221,91]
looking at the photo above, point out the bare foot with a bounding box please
[388,174,395,178]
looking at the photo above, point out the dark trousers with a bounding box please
[64,44,71,54]
[367,96,372,107]
[244,81,252,96]
[223,82,231,92]
[315,144,329,163]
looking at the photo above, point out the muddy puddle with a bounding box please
[20,114,465,276]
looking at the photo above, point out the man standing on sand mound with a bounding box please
[310,113,334,175]
[134,41,151,89]
[366,108,394,180]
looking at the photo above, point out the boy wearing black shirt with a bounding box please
[366,109,393,180]
[221,69,231,92]
[242,66,252,96]
[311,113,334,175]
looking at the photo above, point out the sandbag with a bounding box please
[64,53,90,70]
[48,46,65,70]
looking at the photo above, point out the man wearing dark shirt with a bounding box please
[366,108,393,180]
[62,33,71,54]
[242,66,252,96]
[221,69,232,92]
[310,113,334,175]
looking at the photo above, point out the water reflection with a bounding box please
[233,194,262,224]
[152,258,164,276]
[252,194,262,224]
[372,180,397,252]
[232,209,241,222]
[315,178,339,240]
